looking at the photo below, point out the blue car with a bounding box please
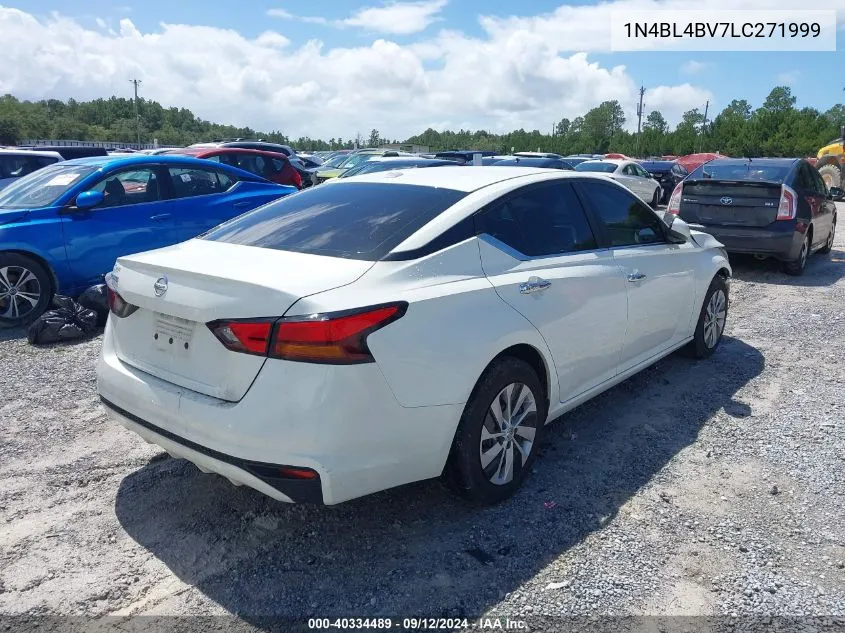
[0,154,295,327]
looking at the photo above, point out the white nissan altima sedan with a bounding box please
[97,167,731,505]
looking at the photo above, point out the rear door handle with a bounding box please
[627,271,647,282]
[519,276,552,294]
[234,201,252,209]
[149,213,171,221]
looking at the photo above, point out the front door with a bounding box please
[575,180,697,370]
[61,166,175,287]
[476,180,628,402]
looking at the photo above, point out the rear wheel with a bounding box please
[818,164,842,197]
[0,253,53,329]
[684,275,728,359]
[446,357,546,504]
[818,216,836,255]
[784,232,810,276]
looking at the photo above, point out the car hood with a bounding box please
[0,208,31,226]
[316,168,346,179]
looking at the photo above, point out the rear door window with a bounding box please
[202,182,468,260]
[167,167,229,198]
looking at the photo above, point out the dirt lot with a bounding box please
[1,206,844,630]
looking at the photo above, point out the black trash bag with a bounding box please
[78,284,109,326]
[27,295,99,345]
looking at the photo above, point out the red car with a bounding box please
[166,147,302,189]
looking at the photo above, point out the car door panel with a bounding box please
[475,181,628,402]
[61,166,176,287]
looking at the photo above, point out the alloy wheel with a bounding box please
[0,265,42,321]
[703,289,727,349]
[479,382,538,485]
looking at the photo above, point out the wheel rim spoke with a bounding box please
[14,269,36,289]
[489,396,507,431]
[15,291,40,307]
[1,297,19,318]
[493,443,514,485]
[480,440,504,469]
[0,267,11,292]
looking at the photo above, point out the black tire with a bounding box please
[818,163,841,197]
[446,357,546,504]
[684,275,729,359]
[818,216,836,255]
[651,188,660,210]
[0,253,54,329]
[784,231,810,276]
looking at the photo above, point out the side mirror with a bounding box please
[75,190,104,210]
[829,186,843,199]
[665,215,691,243]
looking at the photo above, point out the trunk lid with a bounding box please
[109,239,374,401]
[679,180,782,228]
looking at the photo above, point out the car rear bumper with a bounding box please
[687,223,803,261]
[96,320,463,505]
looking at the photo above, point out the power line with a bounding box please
[129,78,142,146]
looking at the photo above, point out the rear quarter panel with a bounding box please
[284,238,559,409]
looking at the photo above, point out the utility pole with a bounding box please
[699,99,709,153]
[129,78,142,147]
[635,85,645,156]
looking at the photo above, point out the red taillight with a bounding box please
[105,282,138,318]
[667,183,683,215]
[208,320,273,355]
[272,303,407,364]
[777,184,797,220]
[277,467,318,480]
[207,302,407,364]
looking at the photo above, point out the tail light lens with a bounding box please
[207,302,408,364]
[777,184,797,220]
[105,274,138,318]
[667,183,683,215]
[208,320,274,355]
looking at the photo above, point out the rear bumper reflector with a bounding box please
[100,397,324,504]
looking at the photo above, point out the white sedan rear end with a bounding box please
[98,167,730,505]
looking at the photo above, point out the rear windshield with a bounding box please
[690,162,790,182]
[575,162,617,173]
[201,182,468,260]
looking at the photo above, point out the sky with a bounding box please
[2,1,844,140]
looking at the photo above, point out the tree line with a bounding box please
[0,86,841,158]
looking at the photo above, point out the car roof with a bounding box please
[701,157,800,167]
[168,147,289,159]
[0,148,63,159]
[338,165,596,192]
[59,154,256,170]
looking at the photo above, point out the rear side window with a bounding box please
[202,182,468,260]
[577,181,665,247]
[477,182,597,257]
[168,167,229,198]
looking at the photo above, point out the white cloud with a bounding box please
[268,0,448,35]
[3,3,819,141]
[95,17,107,29]
[680,60,708,74]
[341,0,448,35]
[776,70,800,86]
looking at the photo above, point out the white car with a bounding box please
[0,149,63,190]
[576,159,662,207]
[97,167,730,505]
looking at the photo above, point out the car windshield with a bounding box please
[339,161,425,178]
[575,161,618,173]
[339,153,379,169]
[321,155,347,169]
[201,182,468,260]
[0,164,96,209]
[691,163,790,182]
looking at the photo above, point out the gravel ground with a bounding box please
[1,205,844,631]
